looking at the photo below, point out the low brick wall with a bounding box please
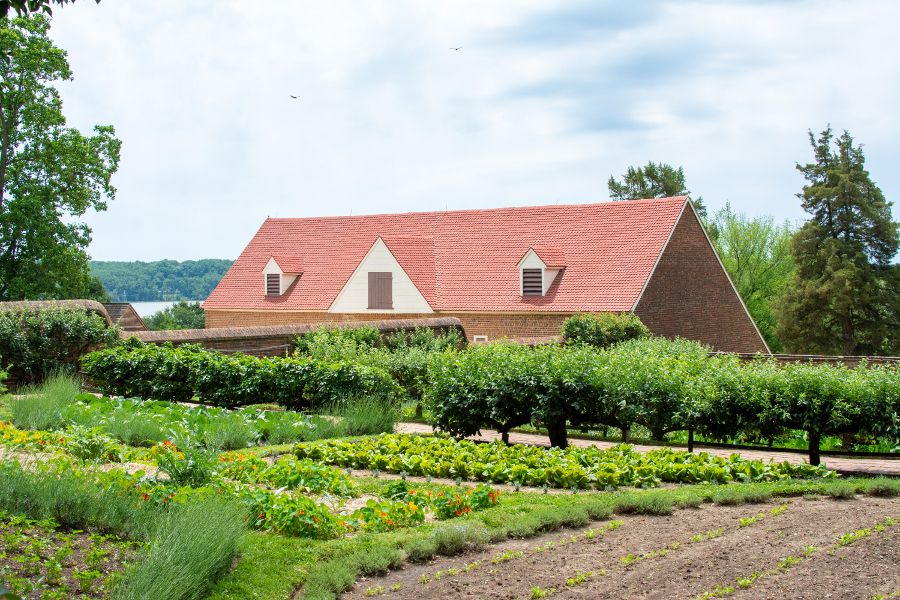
[124,317,466,356]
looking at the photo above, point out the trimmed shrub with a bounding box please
[81,340,399,409]
[561,312,649,348]
[0,307,119,384]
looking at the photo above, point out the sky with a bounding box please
[47,0,900,261]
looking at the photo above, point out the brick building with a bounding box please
[203,197,768,353]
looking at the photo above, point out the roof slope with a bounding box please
[204,197,688,313]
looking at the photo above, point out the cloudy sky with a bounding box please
[48,0,899,261]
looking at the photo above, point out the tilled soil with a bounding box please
[343,495,900,600]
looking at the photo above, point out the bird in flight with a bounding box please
[289,95,299,99]
[449,46,462,51]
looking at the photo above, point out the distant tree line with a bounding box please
[90,259,233,302]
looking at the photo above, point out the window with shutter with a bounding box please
[522,268,543,296]
[266,273,281,295]
[368,272,393,309]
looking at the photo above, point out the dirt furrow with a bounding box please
[343,496,900,600]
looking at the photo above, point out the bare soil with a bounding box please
[343,495,900,600]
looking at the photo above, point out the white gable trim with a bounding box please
[329,237,433,313]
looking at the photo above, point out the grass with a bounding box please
[328,395,399,437]
[0,459,157,540]
[112,497,247,600]
[8,372,80,431]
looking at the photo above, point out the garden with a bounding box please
[0,308,898,599]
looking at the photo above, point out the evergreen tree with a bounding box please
[776,127,899,355]
[608,161,707,220]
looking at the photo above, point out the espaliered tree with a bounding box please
[0,15,120,301]
[777,127,899,356]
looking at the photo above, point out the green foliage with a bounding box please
[8,371,79,430]
[0,16,120,302]
[384,327,462,352]
[607,161,706,219]
[707,202,794,351]
[1,1,96,19]
[777,127,900,355]
[145,301,205,330]
[0,307,118,384]
[294,325,381,355]
[296,434,831,490]
[90,259,233,302]
[81,339,400,409]
[112,497,246,600]
[426,337,899,459]
[561,313,649,348]
[327,395,399,436]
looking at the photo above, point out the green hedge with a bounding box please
[561,312,650,348]
[425,338,900,464]
[81,340,400,409]
[0,308,119,385]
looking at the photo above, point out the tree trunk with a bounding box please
[415,402,422,419]
[808,430,821,467]
[687,428,694,453]
[547,420,568,449]
[501,430,510,445]
[651,427,665,442]
[620,426,629,443]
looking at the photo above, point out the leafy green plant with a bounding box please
[561,312,649,348]
[0,307,118,385]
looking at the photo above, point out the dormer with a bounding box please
[263,256,303,297]
[517,247,565,297]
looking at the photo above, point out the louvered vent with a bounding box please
[522,268,543,296]
[266,273,281,295]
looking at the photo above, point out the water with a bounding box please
[129,300,202,317]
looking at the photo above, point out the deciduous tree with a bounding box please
[1,0,97,19]
[0,15,119,301]
[776,127,899,355]
[708,203,794,351]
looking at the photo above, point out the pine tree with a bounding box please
[776,127,899,355]
[607,162,707,220]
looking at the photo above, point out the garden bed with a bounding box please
[342,496,900,599]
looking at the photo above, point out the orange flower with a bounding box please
[141,493,149,501]
[455,510,462,517]
[258,512,265,519]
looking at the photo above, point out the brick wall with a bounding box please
[205,309,571,343]
[634,206,768,353]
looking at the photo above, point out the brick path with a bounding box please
[395,422,900,477]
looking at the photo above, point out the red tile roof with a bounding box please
[203,197,688,313]
[271,255,304,273]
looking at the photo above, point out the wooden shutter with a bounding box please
[266,273,281,295]
[522,268,543,296]
[368,272,393,309]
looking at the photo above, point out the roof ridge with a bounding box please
[264,196,687,223]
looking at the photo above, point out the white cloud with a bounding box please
[46,0,899,260]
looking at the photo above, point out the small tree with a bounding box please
[776,127,899,355]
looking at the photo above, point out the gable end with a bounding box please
[633,202,769,353]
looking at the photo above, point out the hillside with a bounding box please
[90,259,233,302]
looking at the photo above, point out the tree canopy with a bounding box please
[708,203,794,351]
[145,301,205,331]
[608,161,707,220]
[91,259,233,302]
[0,15,119,301]
[0,0,97,19]
[776,127,899,355]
